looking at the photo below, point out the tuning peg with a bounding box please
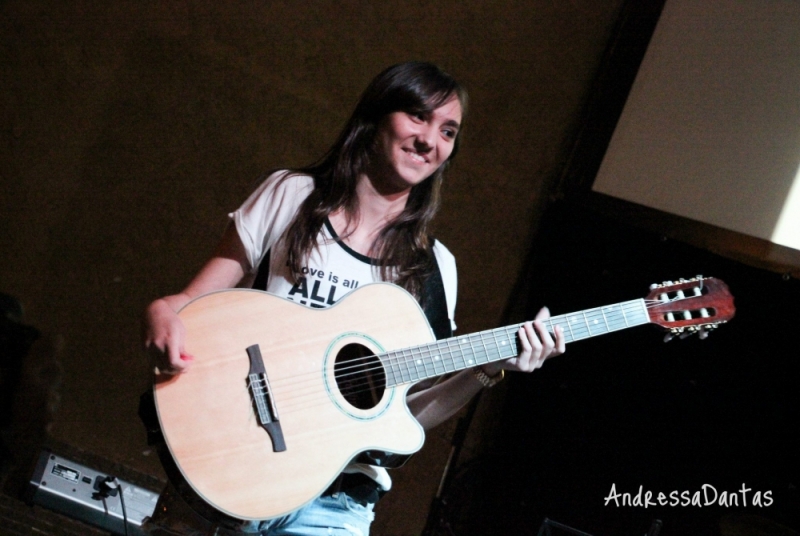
[679,331,694,340]
[663,333,675,343]
[698,328,709,340]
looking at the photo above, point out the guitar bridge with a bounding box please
[246,344,286,452]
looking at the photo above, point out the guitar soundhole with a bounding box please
[334,343,386,410]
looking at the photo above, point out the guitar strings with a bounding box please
[296,292,694,403]
[278,299,655,396]
[333,299,652,382]
[273,300,648,407]
[262,297,703,414]
[266,301,662,414]
[302,299,712,410]
[273,297,713,414]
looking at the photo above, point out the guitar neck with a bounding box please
[382,298,649,387]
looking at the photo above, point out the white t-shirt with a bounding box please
[230,171,457,329]
[228,171,458,491]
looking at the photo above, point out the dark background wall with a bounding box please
[441,202,800,535]
[0,1,626,534]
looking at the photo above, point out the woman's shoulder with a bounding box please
[431,238,458,327]
[260,169,315,195]
[238,169,316,209]
[431,239,456,266]
[431,239,457,287]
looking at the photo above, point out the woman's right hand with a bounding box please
[142,223,250,375]
[143,295,194,375]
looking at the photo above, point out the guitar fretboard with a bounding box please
[381,299,649,387]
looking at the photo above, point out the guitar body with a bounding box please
[154,284,433,520]
[153,275,735,521]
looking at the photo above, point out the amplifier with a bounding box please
[25,449,160,535]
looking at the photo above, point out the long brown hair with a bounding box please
[281,62,467,300]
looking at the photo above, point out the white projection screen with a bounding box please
[593,0,800,254]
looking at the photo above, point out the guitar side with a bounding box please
[154,284,434,520]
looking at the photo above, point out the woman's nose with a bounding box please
[415,125,435,149]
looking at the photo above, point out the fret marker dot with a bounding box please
[434,355,440,360]
[593,320,599,324]
[468,359,474,364]
[460,339,467,344]
[501,341,507,345]
[416,360,421,365]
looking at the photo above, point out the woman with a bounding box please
[143,61,564,535]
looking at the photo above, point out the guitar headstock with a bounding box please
[646,276,735,338]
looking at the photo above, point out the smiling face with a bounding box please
[372,95,463,193]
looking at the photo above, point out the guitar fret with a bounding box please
[560,317,574,343]
[458,337,471,369]
[600,308,610,332]
[620,304,630,327]
[387,351,398,385]
[439,342,450,374]
[586,308,604,336]
[435,340,446,375]
[445,339,457,373]
[613,305,627,330]
[489,329,499,360]
[550,316,566,343]
[558,315,569,341]
[489,329,501,363]
[499,328,510,360]
[476,333,487,362]
[409,348,418,382]
[403,348,413,382]
[578,312,588,337]
[483,331,501,362]
[481,332,492,361]
[507,326,518,357]
[387,352,399,386]
[410,348,422,382]
[458,337,475,368]
[425,344,439,376]
[394,352,406,383]
[400,349,411,384]
[478,334,489,365]
[569,314,587,340]
[430,343,444,376]
[499,327,511,358]
[629,299,649,326]
[407,348,419,382]
[415,345,426,380]
[606,306,619,331]
[509,325,520,357]
[382,355,395,386]
[382,298,655,387]
[422,344,436,378]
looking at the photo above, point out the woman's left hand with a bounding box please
[482,307,565,376]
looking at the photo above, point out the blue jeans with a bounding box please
[241,493,375,536]
[143,482,375,536]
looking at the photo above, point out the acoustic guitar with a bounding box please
[154,276,734,520]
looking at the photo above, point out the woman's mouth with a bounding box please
[404,149,429,164]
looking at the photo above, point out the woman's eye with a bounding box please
[442,129,456,139]
[410,112,425,121]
